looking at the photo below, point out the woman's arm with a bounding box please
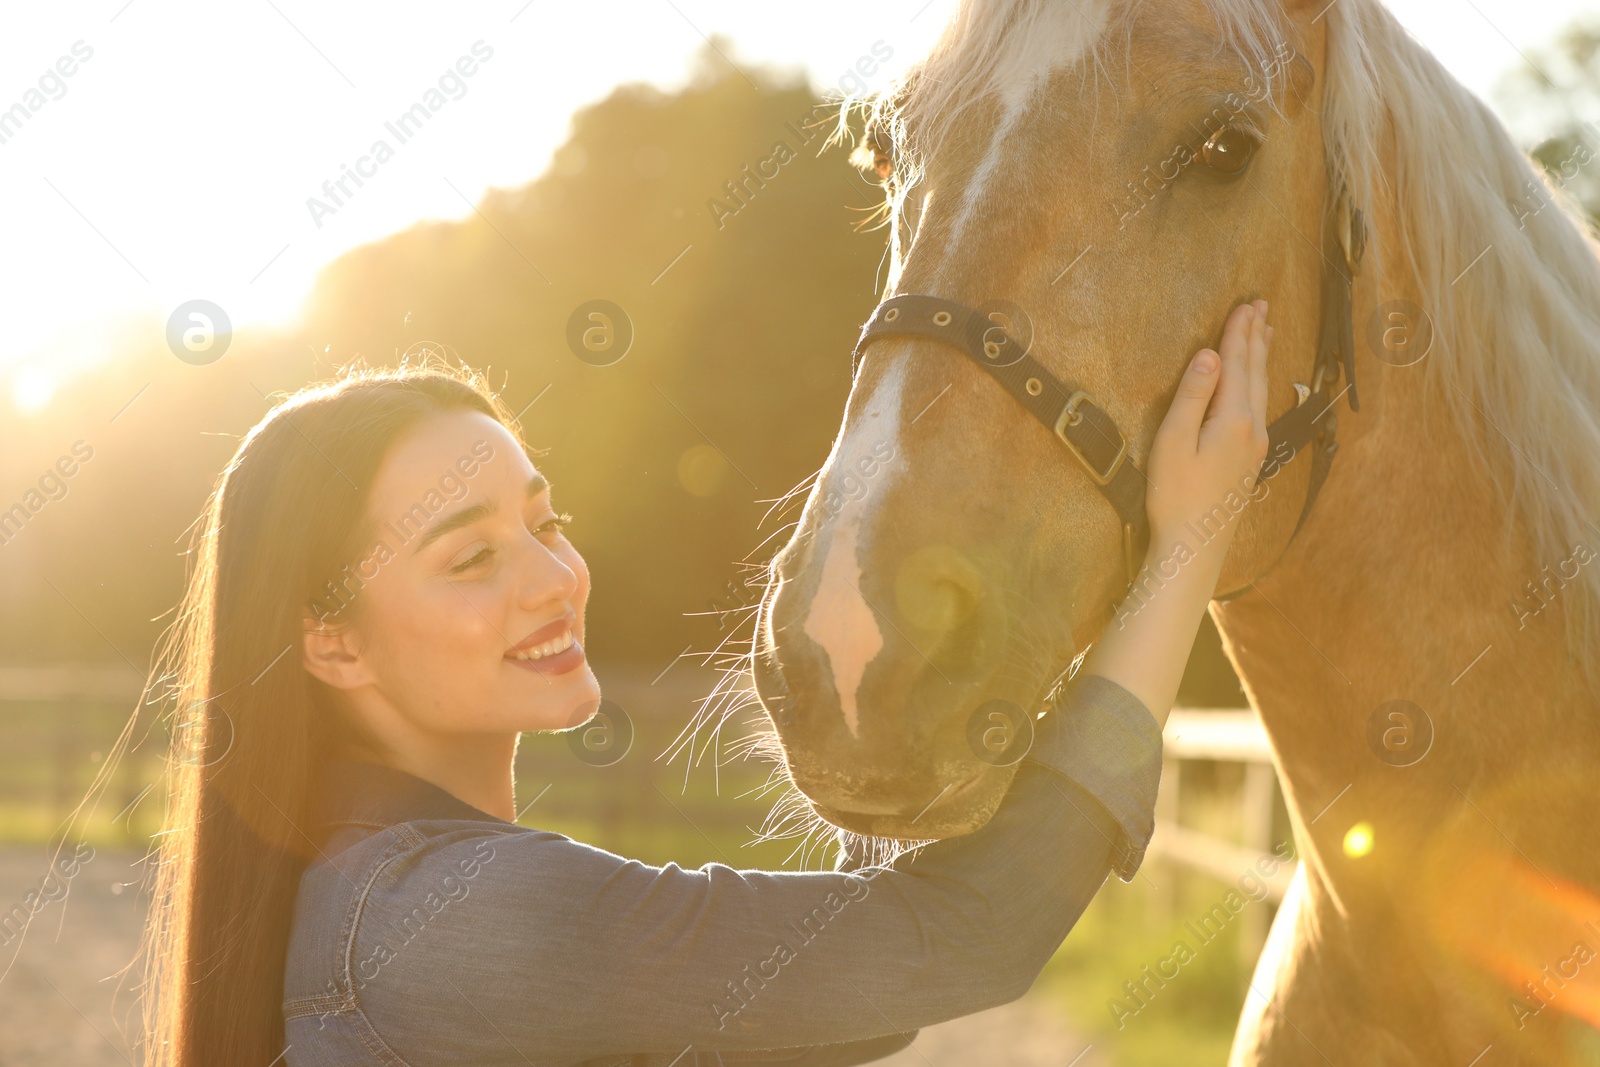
[346,672,1154,1062]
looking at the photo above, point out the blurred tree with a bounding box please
[1495,17,1600,225]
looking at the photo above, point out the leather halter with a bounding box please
[849,187,1365,597]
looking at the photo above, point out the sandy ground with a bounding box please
[0,844,148,1065]
[0,846,1101,1066]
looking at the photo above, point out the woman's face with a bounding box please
[335,409,601,737]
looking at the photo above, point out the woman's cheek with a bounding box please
[420,576,505,657]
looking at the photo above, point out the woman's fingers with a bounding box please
[1248,301,1270,433]
[1160,347,1223,453]
[1145,298,1277,541]
[1158,302,1267,457]
[1206,303,1255,428]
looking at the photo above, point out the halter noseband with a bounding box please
[849,187,1365,598]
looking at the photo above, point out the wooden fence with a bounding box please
[1151,708,1291,962]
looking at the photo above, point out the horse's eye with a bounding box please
[1199,125,1259,178]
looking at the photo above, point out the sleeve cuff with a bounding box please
[1026,672,1164,881]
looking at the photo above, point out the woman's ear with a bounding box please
[302,613,370,690]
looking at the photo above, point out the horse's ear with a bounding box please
[1243,1,1323,119]
[1275,0,1341,46]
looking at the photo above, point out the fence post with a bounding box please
[1152,760,1181,922]
[53,705,80,836]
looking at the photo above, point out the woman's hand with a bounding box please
[1078,299,1272,727]
[1144,300,1272,560]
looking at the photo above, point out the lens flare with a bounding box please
[1343,821,1375,858]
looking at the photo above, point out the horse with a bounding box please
[732,0,1600,1061]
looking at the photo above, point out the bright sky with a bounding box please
[2,0,1595,408]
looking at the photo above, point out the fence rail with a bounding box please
[1162,709,1274,763]
[0,665,144,703]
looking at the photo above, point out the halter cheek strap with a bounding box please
[851,296,1151,579]
[1213,188,1364,600]
[849,188,1365,595]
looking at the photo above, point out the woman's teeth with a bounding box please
[509,630,574,661]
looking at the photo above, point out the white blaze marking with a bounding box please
[804,522,881,737]
[943,100,1025,254]
[804,360,907,737]
[937,0,1110,263]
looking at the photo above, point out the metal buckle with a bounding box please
[1053,391,1127,486]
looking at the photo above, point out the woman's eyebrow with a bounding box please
[411,473,549,554]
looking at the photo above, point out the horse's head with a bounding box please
[755,0,1351,838]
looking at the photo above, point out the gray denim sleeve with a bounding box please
[357,671,1164,1062]
[1026,671,1164,881]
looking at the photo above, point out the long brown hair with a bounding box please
[98,352,526,1066]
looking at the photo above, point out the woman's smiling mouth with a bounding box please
[509,629,574,661]
[506,618,587,676]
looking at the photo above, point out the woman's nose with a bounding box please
[514,536,581,609]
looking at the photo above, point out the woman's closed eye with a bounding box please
[447,513,573,575]
[534,512,573,542]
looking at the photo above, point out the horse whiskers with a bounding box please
[757,469,823,531]
[659,662,748,768]
[678,689,748,774]
[728,760,792,805]
[758,796,858,871]
[741,519,802,564]
[752,793,818,857]
[723,729,775,765]
[749,769,922,872]
[659,631,774,797]
[697,696,769,770]
[668,672,910,869]
[681,609,761,663]
[848,197,895,235]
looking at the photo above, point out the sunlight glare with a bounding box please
[12,365,58,414]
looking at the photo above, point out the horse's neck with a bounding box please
[1212,311,1599,1055]
[1214,312,1597,873]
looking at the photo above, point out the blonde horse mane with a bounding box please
[834,0,1600,668]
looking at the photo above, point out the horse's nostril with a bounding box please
[894,544,986,635]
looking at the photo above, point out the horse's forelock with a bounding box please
[834,0,1301,291]
[862,0,1296,170]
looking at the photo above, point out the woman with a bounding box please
[129,302,1273,1065]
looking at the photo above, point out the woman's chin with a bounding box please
[536,674,603,733]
